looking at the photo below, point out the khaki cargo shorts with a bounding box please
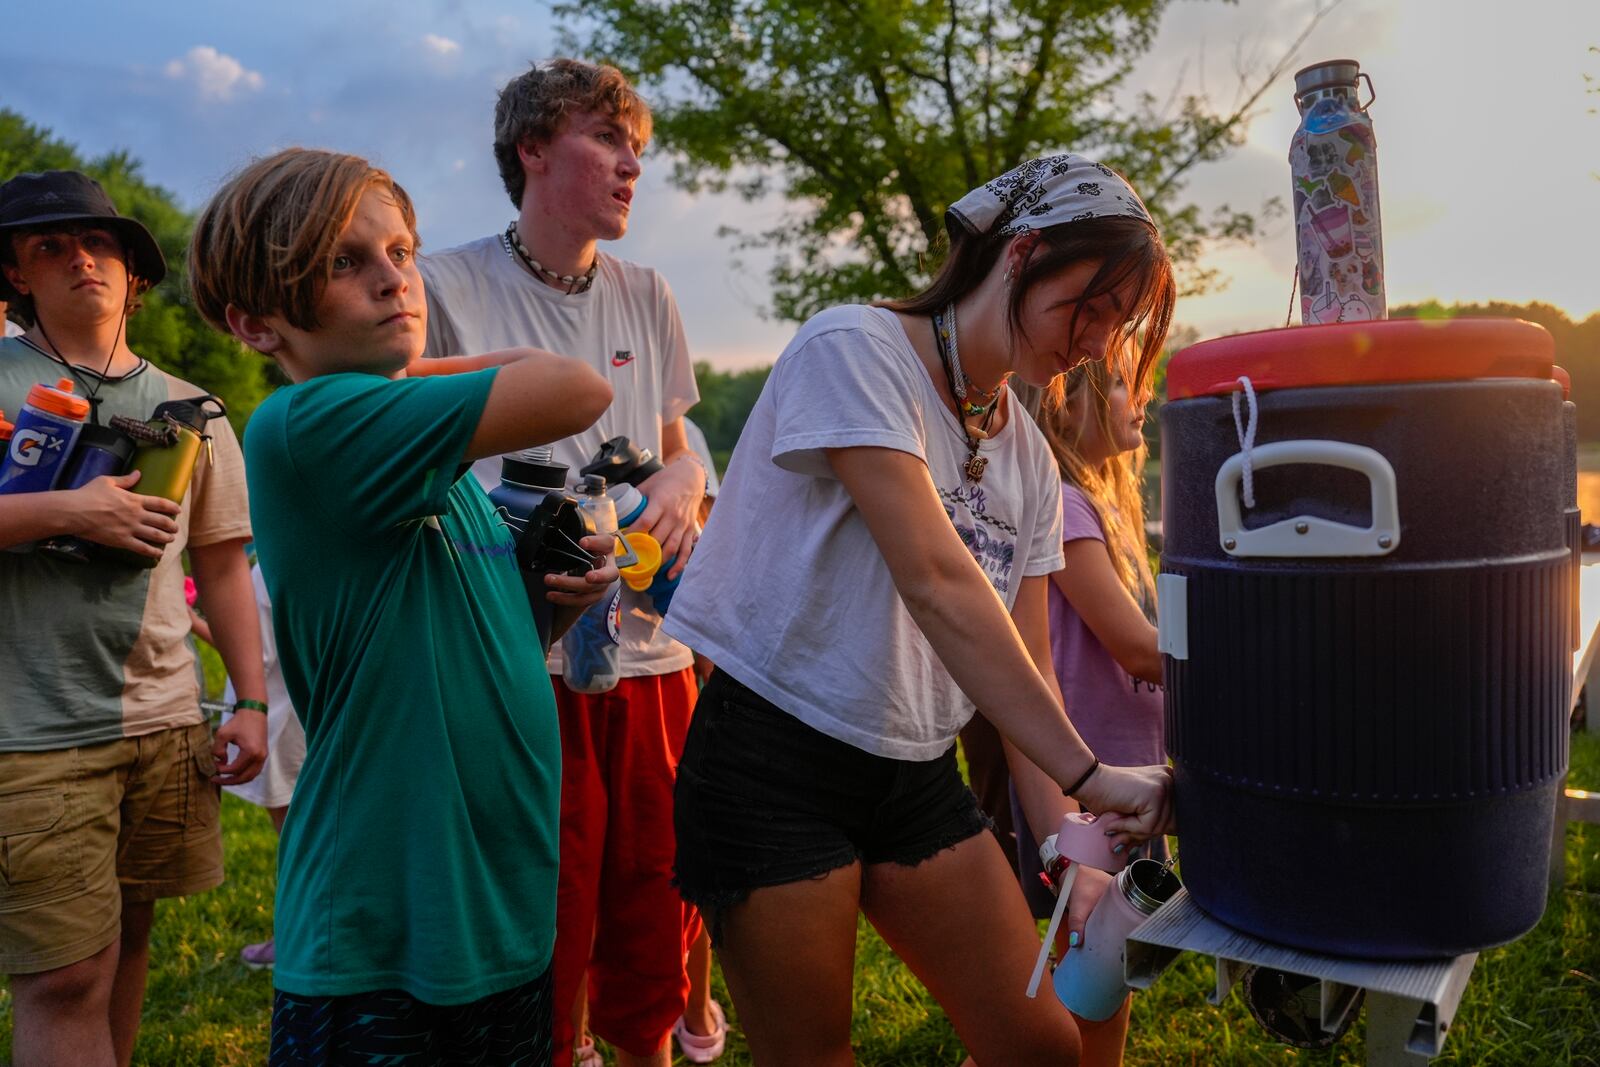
[0,720,224,975]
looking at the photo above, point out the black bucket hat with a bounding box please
[0,170,167,302]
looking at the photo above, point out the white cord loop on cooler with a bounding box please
[1231,376,1259,509]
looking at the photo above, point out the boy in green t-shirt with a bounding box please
[189,148,617,1064]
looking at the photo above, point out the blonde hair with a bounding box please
[493,59,654,208]
[189,148,419,334]
[1040,355,1157,620]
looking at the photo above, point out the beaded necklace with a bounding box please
[934,301,1005,417]
[931,306,1004,483]
[501,222,597,294]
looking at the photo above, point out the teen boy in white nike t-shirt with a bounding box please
[420,59,705,1067]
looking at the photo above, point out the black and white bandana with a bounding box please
[946,154,1152,237]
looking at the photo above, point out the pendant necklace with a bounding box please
[932,304,1004,483]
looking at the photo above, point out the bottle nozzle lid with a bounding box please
[580,473,608,494]
[26,379,91,420]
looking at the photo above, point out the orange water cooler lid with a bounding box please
[1166,319,1555,400]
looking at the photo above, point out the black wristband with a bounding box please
[1062,757,1100,798]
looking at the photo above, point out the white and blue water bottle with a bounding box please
[562,475,623,693]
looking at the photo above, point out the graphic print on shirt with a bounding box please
[611,349,635,367]
[939,483,1018,595]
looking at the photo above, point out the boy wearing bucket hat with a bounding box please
[0,170,268,1066]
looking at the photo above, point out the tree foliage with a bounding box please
[691,360,772,469]
[563,0,1313,322]
[0,109,271,435]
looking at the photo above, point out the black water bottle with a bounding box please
[489,447,596,654]
[39,423,137,563]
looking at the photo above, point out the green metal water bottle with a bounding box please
[107,395,226,568]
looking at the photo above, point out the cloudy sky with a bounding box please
[6,0,1596,368]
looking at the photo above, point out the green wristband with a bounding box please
[233,699,269,714]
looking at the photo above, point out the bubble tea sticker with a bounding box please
[1290,59,1385,325]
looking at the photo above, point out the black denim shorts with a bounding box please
[673,669,991,942]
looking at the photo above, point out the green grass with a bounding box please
[2,734,1597,1065]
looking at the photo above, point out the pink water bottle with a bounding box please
[1052,857,1183,1020]
[1025,812,1129,999]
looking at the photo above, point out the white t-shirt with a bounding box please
[421,237,700,677]
[663,305,1065,761]
[223,563,304,810]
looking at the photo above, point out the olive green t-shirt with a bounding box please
[245,368,560,1003]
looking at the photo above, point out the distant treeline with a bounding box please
[1390,301,1600,439]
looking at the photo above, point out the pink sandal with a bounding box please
[672,1000,728,1064]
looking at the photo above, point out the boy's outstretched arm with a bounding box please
[408,347,613,462]
[0,472,180,556]
[190,537,269,785]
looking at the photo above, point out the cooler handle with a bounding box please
[1215,440,1400,558]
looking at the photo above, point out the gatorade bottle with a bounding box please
[562,475,622,693]
[105,394,226,567]
[0,378,91,494]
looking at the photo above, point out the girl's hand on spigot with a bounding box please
[1073,762,1175,846]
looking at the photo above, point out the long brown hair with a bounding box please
[881,215,1176,406]
[1041,357,1157,620]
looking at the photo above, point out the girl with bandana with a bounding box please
[662,156,1177,1065]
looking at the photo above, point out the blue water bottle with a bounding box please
[490,447,574,653]
[38,423,137,563]
[0,378,91,494]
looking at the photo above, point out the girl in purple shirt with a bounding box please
[1015,357,1166,1065]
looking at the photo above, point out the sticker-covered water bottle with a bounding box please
[1290,59,1384,325]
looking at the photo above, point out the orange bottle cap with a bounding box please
[25,378,91,421]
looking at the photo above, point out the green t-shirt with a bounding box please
[244,368,560,1004]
